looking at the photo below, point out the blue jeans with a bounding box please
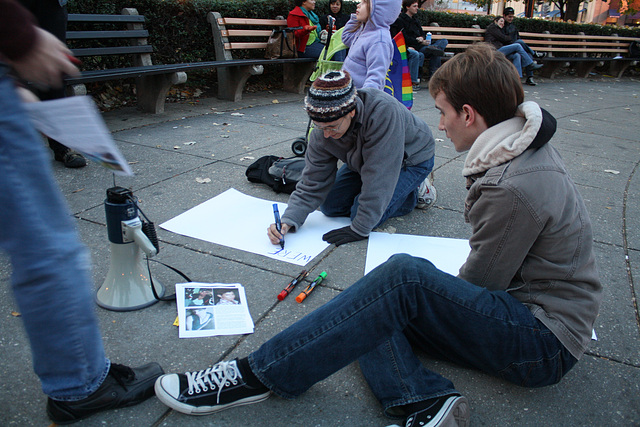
[0,67,109,400]
[319,157,433,229]
[299,40,325,59]
[514,39,536,58]
[406,48,422,83]
[499,43,534,77]
[418,39,448,75]
[407,39,449,82]
[249,254,577,416]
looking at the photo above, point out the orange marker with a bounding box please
[295,271,327,303]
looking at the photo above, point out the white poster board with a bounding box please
[160,189,350,266]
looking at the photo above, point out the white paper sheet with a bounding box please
[24,96,133,175]
[365,232,471,276]
[175,283,254,338]
[160,189,351,266]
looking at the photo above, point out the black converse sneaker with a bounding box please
[154,359,271,415]
[47,362,164,424]
[404,394,469,427]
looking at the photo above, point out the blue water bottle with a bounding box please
[426,32,432,45]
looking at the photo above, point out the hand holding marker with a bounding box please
[273,203,284,249]
[296,271,327,303]
[277,270,309,301]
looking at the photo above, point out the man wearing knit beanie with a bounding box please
[267,70,437,247]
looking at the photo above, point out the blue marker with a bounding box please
[273,203,285,249]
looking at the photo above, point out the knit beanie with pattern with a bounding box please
[305,70,357,123]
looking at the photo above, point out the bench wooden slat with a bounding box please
[219,17,286,26]
[519,32,638,42]
[68,13,145,23]
[224,42,269,50]
[66,30,149,40]
[225,29,274,37]
[70,45,154,57]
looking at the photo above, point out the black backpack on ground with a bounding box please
[245,155,305,194]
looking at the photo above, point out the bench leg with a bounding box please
[283,63,316,94]
[539,61,569,79]
[136,72,187,114]
[608,60,634,78]
[217,65,264,102]
[575,61,599,78]
[65,84,87,97]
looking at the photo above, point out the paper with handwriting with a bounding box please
[160,188,350,266]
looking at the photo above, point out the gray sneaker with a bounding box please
[416,174,437,209]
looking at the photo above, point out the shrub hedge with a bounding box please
[66,0,638,95]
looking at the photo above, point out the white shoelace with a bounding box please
[185,361,241,403]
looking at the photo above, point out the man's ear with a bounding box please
[461,104,476,127]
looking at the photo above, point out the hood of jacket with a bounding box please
[462,101,556,177]
[367,0,401,30]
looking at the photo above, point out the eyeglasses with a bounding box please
[312,116,347,133]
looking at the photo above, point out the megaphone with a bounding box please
[96,187,165,311]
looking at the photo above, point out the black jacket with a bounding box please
[484,22,512,49]
[390,12,424,50]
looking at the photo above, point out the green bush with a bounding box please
[67,0,357,66]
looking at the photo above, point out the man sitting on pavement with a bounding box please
[153,43,602,427]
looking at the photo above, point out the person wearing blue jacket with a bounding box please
[341,0,400,89]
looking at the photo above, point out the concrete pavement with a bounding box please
[1,75,639,426]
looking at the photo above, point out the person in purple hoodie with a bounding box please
[341,0,400,89]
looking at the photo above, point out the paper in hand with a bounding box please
[23,96,133,175]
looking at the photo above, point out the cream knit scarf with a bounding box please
[462,101,543,177]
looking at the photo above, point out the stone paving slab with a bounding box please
[1,77,639,426]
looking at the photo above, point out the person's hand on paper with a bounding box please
[268,222,292,245]
[10,28,80,88]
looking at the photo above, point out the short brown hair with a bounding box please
[402,0,418,11]
[429,43,524,128]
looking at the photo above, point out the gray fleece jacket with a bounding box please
[460,101,602,360]
[282,88,435,237]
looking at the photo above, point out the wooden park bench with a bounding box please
[207,12,317,102]
[422,25,640,78]
[64,9,192,114]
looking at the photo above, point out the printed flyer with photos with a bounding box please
[175,283,254,338]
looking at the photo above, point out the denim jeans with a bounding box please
[249,254,577,416]
[299,40,325,59]
[407,48,423,83]
[319,157,433,229]
[418,39,448,75]
[499,43,534,77]
[514,39,536,59]
[0,68,109,400]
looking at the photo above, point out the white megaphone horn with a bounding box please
[96,187,165,311]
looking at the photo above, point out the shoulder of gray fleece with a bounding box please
[463,102,542,177]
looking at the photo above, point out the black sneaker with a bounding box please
[47,362,164,425]
[54,149,87,168]
[525,62,544,72]
[526,76,537,86]
[425,45,445,57]
[154,359,271,415]
[534,51,547,59]
[404,394,469,427]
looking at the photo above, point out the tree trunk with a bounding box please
[565,0,581,20]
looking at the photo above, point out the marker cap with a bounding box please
[277,290,288,301]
